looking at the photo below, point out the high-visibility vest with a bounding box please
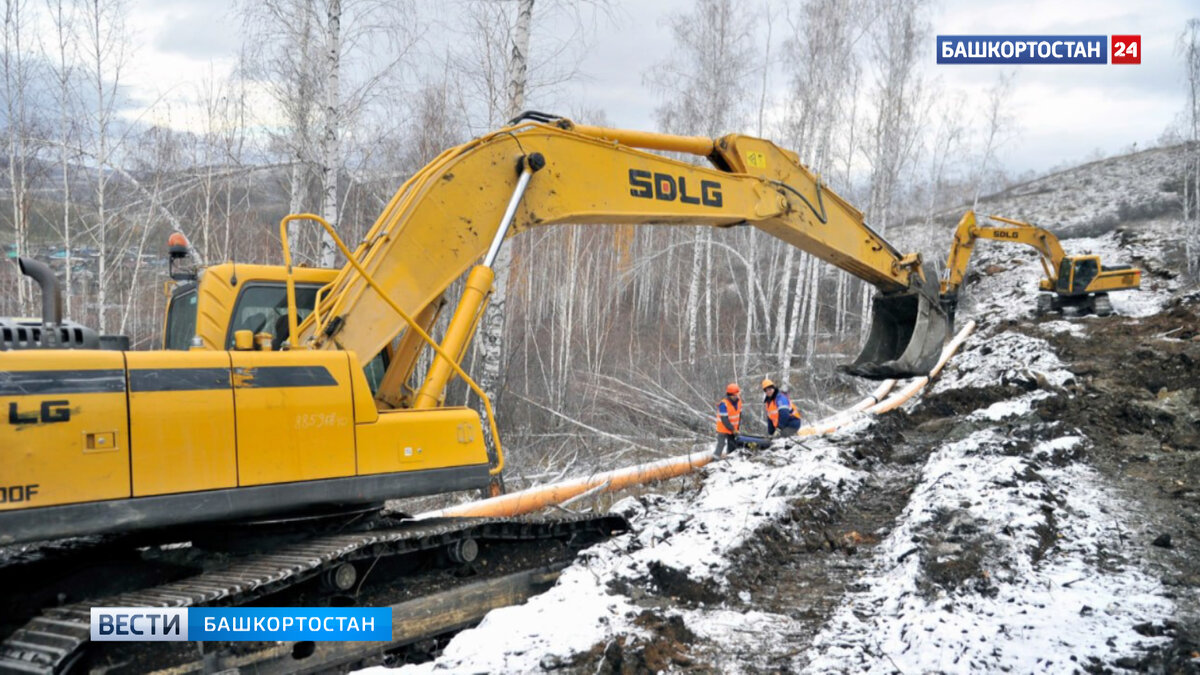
[765,392,793,427]
[715,396,741,434]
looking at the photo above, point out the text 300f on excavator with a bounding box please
[1,113,950,546]
[940,210,1141,319]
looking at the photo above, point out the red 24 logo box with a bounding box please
[1112,35,1141,64]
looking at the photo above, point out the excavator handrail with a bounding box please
[311,282,333,337]
[290,141,473,338]
[279,213,504,476]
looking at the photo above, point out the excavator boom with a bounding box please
[290,116,948,388]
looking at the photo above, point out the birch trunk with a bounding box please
[478,0,534,405]
[741,232,757,371]
[702,230,712,354]
[781,256,808,384]
[773,247,794,362]
[4,0,28,315]
[559,227,579,404]
[87,0,110,333]
[288,159,305,258]
[318,0,341,268]
[50,0,73,315]
[803,260,820,364]
[684,236,703,364]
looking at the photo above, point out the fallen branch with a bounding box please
[510,392,669,456]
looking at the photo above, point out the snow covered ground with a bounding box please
[974,145,1184,241]
[374,440,869,674]
[364,317,1182,673]
[805,346,1174,673]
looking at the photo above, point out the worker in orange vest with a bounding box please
[714,383,742,460]
[762,378,802,437]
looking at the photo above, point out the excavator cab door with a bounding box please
[1056,257,1099,296]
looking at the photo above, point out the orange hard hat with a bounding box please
[167,232,189,248]
[761,378,775,390]
[725,383,740,395]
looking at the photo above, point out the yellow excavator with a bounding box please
[940,210,1141,319]
[1,114,950,548]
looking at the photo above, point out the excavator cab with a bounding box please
[161,263,338,350]
[162,265,390,391]
[1054,256,1100,296]
[841,274,949,380]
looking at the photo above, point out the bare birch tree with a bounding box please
[241,0,414,265]
[778,0,870,382]
[858,0,928,334]
[318,0,341,267]
[924,90,966,230]
[43,0,78,315]
[460,0,608,425]
[1180,18,1200,277]
[971,72,1015,211]
[77,0,128,333]
[475,0,534,419]
[2,0,34,315]
[647,0,755,365]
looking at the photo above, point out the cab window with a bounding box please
[164,287,198,350]
[1071,259,1099,294]
[225,283,322,349]
[1056,259,1074,294]
[363,351,387,394]
[225,281,389,395]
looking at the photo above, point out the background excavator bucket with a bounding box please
[840,278,950,380]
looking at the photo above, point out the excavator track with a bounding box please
[150,563,568,673]
[0,513,627,674]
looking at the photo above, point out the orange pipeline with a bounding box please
[419,320,976,520]
[421,450,715,519]
[865,320,975,415]
[798,377,897,436]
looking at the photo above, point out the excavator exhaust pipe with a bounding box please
[840,275,950,380]
[17,256,63,327]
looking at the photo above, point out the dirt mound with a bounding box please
[644,561,722,605]
[564,612,699,674]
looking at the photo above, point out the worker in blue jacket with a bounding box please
[761,378,802,438]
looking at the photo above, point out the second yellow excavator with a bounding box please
[940,210,1141,319]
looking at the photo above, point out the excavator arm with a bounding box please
[286,116,949,404]
[941,210,1066,299]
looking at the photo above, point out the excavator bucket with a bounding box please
[840,276,950,380]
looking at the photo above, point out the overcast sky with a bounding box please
[121,0,1195,176]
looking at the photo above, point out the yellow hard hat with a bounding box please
[761,378,775,390]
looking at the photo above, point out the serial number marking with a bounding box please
[293,413,349,430]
